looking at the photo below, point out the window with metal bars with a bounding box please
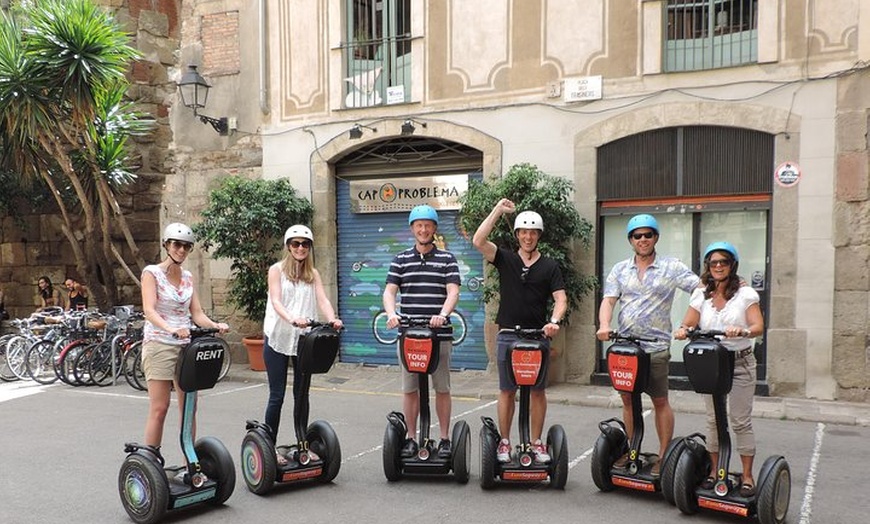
[665,0,758,72]
[344,0,412,108]
[596,126,773,201]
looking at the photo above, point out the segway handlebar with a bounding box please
[397,314,452,328]
[302,318,343,331]
[607,331,661,344]
[498,326,548,339]
[172,326,226,339]
[684,328,726,340]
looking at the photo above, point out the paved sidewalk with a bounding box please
[225,362,870,427]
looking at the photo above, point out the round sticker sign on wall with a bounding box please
[775,162,801,187]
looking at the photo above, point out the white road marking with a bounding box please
[568,408,651,470]
[343,400,498,463]
[0,381,49,403]
[799,422,825,524]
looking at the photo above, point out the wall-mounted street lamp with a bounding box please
[177,65,229,136]
[401,119,427,136]
[349,123,377,139]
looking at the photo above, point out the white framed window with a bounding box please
[665,0,758,72]
[344,0,412,108]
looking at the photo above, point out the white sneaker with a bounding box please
[496,438,511,463]
[532,439,551,463]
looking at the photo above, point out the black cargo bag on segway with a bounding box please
[176,334,229,391]
[297,324,341,375]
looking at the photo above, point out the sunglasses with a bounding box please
[631,231,655,240]
[520,266,530,284]
[170,240,194,251]
[289,240,311,249]
[707,258,732,268]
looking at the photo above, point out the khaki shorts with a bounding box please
[399,339,452,394]
[142,340,182,381]
[644,349,671,398]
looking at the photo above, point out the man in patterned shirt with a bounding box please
[596,214,699,476]
[383,204,461,459]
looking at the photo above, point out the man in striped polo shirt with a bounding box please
[383,204,461,459]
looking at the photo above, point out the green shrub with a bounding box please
[459,163,596,323]
[194,177,313,322]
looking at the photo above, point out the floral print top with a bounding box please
[142,264,193,345]
[603,255,700,353]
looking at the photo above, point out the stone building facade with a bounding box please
[164,1,869,400]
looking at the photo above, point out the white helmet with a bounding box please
[284,224,314,244]
[162,222,195,244]
[513,211,544,232]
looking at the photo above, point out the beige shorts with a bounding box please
[645,349,671,398]
[399,339,452,394]
[142,340,182,381]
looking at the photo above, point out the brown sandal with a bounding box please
[276,449,288,466]
[739,481,756,497]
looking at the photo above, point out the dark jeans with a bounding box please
[263,337,308,444]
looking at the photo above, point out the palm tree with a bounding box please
[0,0,154,307]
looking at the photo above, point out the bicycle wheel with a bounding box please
[218,342,231,382]
[58,341,88,386]
[26,341,59,385]
[126,342,147,391]
[0,334,20,382]
[88,340,116,387]
[73,343,99,386]
[6,336,32,381]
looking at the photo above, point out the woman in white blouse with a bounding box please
[674,241,764,498]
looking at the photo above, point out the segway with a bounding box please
[479,326,568,489]
[591,332,683,499]
[382,316,471,483]
[241,320,342,494]
[118,328,235,524]
[672,329,791,524]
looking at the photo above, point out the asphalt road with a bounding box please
[0,379,865,524]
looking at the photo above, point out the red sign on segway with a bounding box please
[511,349,542,387]
[402,337,433,373]
[608,352,639,393]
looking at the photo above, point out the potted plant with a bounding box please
[194,176,314,370]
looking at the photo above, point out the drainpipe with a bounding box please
[259,0,270,114]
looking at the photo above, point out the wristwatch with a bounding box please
[549,318,561,325]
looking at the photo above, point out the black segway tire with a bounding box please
[195,437,236,505]
[382,422,403,481]
[451,420,471,484]
[307,420,342,483]
[590,433,620,492]
[547,425,568,490]
[118,453,169,524]
[241,430,277,495]
[674,449,701,514]
[757,457,791,524]
[479,425,498,490]
[660,438,687,505]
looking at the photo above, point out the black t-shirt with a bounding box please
[492,247,565,329]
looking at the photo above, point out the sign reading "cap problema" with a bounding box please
[350,174,469,213]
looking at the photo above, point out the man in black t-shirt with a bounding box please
[472,198,567,464]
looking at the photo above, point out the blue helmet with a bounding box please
[408,204,439,226]
[703,241,739,262]
[626,214,659,237]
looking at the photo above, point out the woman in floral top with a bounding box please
[140,223,229,459]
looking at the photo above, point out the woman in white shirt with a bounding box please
[674,241,764,498]
[262,225,342,465]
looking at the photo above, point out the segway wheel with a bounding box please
[757,457,791,524]
[547,425,569,490]
[674,449,702,514]
[241,430,277,495]
[590,433,621,492]
[195,437,236,505]
[479,425,498,490]
[118,453,169,524]
[382,422,403,481]
[660,438,688,506]
[451,420,471,484]
[307,420,342,483]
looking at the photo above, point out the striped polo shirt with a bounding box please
[385,246,461,317]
